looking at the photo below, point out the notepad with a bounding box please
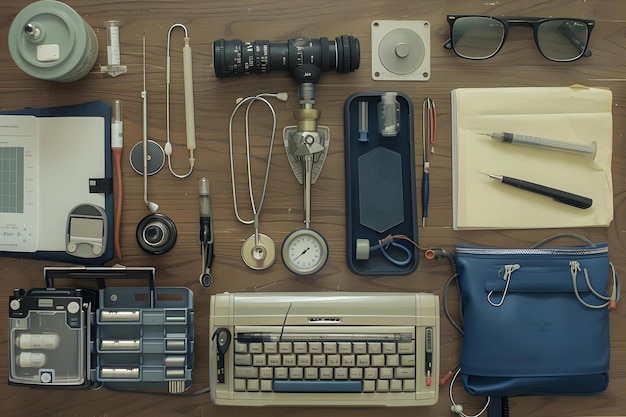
[452,85,613,230]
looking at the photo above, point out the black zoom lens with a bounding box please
[213,35,360,83]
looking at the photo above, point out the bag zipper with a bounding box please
[455,245,607,256]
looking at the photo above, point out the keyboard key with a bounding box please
[289,367,304,380]
[368,342,382,354]
[234,353,252,366]
[320,368,333,380]
[349,367,363,380]
[356,354,370,367]
[383,342,396,354]
[263,342,278,353]
[386,354,400,367]
[253,354,266,367]
[390,379,403,392]
[235,366,258,379]
[304,368,318,379]
[323,342,337,354]
[363,380,376,392]
[247,379,260,392]
[312,354,326,367]
[395,367,415,379]
[371,354,385,367]
[364,368,378,380]
[274,367,288,379]
[377,379,390,392]
[298,354,312,367]
[278,342,292,353]
[353,342,367,354]
[267,354,282,366]
[401,354,416,366]
[398,341,415,354]
[342,354,356,367]
[234,342,248,353]
[338,342,352,354]
[327,354,341,367]
[334,367,349,380]
[234,378,246,391]
[379,368,393,380]
[260,379,273,392]
[259,367,273,379]
[273,380,362,393]
[308,342,322,353]
[293,342,308,353]
[249,342,263,353]
[282,354,296,366]
[403,379,416,392]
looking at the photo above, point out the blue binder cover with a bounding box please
[0,100,113,265]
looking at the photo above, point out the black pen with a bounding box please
[481,172,592,209]
[199,177,214,287]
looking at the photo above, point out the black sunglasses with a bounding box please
[444,15,595,62]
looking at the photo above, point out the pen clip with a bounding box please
[422,98,436,158]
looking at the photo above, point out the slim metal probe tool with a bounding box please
[141,33,158,213]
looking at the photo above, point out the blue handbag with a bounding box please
[455,235,617,398]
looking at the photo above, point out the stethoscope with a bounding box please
[130,33,176,255]
[228,92,288,270]
[164,23,196,178]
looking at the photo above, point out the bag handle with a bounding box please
[531,233,594,248]
[531,233,620,310]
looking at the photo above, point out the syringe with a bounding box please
[102,21,127,77]
[481,132,597,159]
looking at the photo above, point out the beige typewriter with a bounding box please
[209,292,439,406]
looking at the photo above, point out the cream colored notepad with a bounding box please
[452,85,613,230]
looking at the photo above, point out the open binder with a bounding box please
[0,101,113,264]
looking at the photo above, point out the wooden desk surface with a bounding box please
[1,0,625,416]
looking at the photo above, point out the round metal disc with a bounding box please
[378,28,425,75]
[129,139,165,175]
[241,233,276,270]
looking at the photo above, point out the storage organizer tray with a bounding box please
[344,91,419,275]
[8,266,195,394]
[96,286,194,392]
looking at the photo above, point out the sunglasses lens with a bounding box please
[452,17,505,59]
[537,20,589,61]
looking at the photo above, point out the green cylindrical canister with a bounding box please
[8,0,98,82]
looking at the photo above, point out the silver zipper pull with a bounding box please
[488,263,520,307]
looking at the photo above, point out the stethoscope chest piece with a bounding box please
[136,213,177,255]
[241,233,276,270]
[130,139,165,176]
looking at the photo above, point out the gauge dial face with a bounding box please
[282,228,329,275]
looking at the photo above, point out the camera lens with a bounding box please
[213,35,360,81]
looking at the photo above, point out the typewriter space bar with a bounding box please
[273,380,362,393]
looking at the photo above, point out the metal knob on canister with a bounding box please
[8,0,98,82]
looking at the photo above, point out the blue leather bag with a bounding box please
[455,235,615,397]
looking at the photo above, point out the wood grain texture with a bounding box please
[0,0,625,416]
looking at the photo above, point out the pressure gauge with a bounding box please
[281,228,329,276]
